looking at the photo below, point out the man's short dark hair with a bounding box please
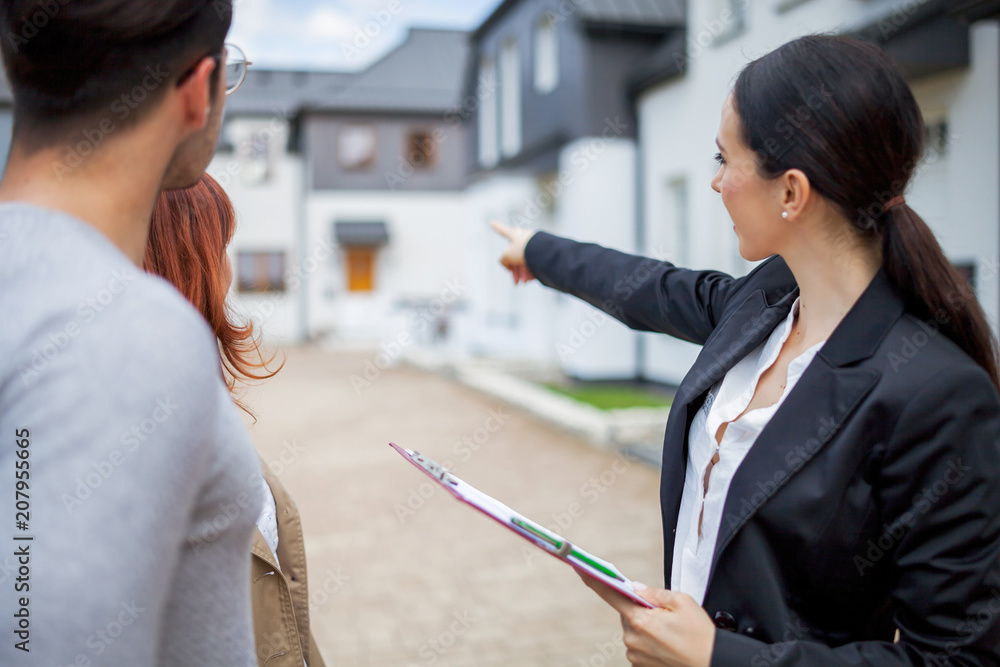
[0,0,233,148]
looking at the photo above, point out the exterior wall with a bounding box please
[462,0,680,379]
[209,116,305,345]
[469,0,593,171]
[907,21,1000,333]
[463,174,560,361]
[552,136,638,379]
[637,1,1000,384]
[303,191,472,351]
[583,32,661,138]
[306,114,467,191]
[463,136,639,378]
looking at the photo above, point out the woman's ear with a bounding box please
[780,168,811,222]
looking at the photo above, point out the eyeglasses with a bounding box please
[176,42,252,96]
[222,43,252,96]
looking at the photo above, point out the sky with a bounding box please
[227,0,503,72]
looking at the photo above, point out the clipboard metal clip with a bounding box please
[410,449,458,486]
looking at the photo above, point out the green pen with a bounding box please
[511,517,625,581]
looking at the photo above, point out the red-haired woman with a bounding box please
[146,174,326,667]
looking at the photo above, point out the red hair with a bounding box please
[146,173,283,417]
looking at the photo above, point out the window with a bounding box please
[707,0,749,46]
[337,124,377,171]
[406,129,438,170]
[237,129,274,185]
[478,57,499,168]
[534,14,559,94]
[499,38,522,157]
[346,248,376,292]
[665,179,689,266]
[237,251,286,293]
[953,262,976,295]
[925,120,949,158]
[645,178,687,263]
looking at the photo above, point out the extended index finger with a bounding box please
[489,219,513,240]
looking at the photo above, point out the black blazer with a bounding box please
[525,232,1000,665]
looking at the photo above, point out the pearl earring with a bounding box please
[782,211,789,219]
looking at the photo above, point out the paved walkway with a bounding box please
[246,346,664,667]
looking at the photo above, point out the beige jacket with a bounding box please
[251,459,327,666]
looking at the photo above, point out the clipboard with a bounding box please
[390,442,655,608]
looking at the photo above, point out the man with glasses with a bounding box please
[0,2,262,665]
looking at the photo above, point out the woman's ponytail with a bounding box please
[882,205,1000,393]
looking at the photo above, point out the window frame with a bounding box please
[336,123,379,172]
[236,250,287,293]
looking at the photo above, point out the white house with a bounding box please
[211,1,1000,391]
[211,29,474,355]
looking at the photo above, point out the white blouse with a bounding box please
[257,475,281,567]
[670,296,826,605]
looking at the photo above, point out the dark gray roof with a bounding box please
[475,0,683,38]
[576,0,684,28]
[952,0,1000,21]
[225,28,470,117]
[311,28,469,113]
[222,70,351,116]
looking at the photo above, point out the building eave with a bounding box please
[847,0,970,80]
[952,0,1000,22]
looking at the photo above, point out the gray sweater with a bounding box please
[0,205,263,665]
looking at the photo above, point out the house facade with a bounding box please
[211,1,1000,389]
[210,29,474,353]
[462,0,686,378]
[459,0,1000,385]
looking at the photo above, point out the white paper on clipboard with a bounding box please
[390,442,655,608]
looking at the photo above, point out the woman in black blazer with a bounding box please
[494,35,1000,666]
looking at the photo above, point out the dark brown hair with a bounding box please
[146,173,283,418]
[734,34,1000,393]
[0,0,232,147]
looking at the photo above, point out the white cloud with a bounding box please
[228,0,500,71]
[229,0,405,70]
[304,7,357,41]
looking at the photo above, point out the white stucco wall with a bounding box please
[553,136,638,379]
[462,137,640,378]
[304,191,471,352]
[210,117,305,344]
[463,173,560,363]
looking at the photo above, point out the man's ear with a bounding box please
[174,57,218,131]
[780,168,812,222]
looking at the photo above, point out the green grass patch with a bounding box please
[543,383,672,411]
